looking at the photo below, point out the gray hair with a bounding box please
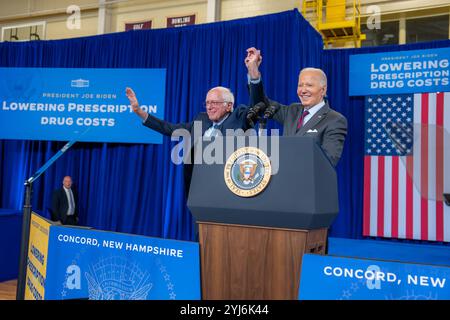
[299,68,327,87]
[210,86,235,111]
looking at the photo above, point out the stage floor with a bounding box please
[0,280,16,300]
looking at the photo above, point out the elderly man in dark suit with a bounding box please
[52,175,79,225]
[245,47,347,167]
[125,86,253,195]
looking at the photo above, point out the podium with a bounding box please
[187,136,339,299]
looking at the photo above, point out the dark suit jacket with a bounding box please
[143,105,251,136]
[249,81,347,167]
[143,105,252,194]
[52,187,79,224]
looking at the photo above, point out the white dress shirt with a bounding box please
[302,101,325,125]
[64,187,75,216]
[204,114,229,138]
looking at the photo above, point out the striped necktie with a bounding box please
[206,124,219,137]
[297,110,310,129]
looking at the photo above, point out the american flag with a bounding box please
[363,93,450,242]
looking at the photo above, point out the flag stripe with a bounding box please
[427,94,436,241]
[398,158,406,238]
[363,155,371,236]
[443,92,450,242]
[370,156,378,236]
[384,157,392,237]
[427,94,437,241]
[406,155,414,239]
[420,93,429,240]
[391,156,399,238]
[377,156,385,237]
[411,94,420,240]
[436,92,444,241]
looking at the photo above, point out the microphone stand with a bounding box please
[258,117,267,136]
[258,103,279,136]
[16,139,77,300]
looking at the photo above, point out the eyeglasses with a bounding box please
[203,100,228,107]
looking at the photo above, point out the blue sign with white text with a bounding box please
[0,67,165,143]
[44,226,200,300]
[349,47,450,96]
[299,254,450,300]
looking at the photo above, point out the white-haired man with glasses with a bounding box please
[126,86,251,138]
[125,85,253,195]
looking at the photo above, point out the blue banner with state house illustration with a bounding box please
[39,224,200,300]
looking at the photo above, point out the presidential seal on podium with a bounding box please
[224,146,271,197]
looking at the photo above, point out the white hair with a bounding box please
[299,68,327,87]
[210,86,235,111]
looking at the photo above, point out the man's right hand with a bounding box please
[245,47,262,80]
[126,87,147,121]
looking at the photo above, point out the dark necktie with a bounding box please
[297,110,310,129]
[205,123,219,137]
[212,124,220,135]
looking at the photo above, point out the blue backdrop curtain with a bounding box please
[0,9,323,241]
[1,8,449,245]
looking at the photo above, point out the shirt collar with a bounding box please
[304,100,325,117]
[212,113,230,127]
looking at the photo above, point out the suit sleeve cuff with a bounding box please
[247,74,261,84]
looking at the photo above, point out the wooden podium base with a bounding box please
[198,222,327,300]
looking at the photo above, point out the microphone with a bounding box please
[263,104,279,119]
[246,101,266,127]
